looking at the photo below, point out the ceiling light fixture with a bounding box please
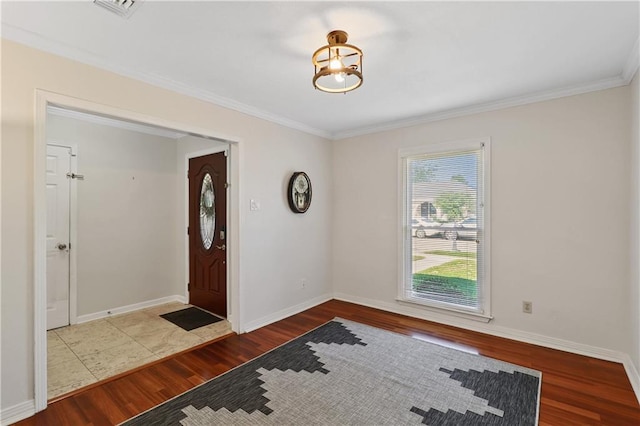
[312,30,363,94]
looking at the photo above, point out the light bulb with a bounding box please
[329,57,342,70]
[330,55,345,82]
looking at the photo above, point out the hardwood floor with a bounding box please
[17,300,640,425]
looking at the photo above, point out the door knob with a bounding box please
[215,244,226,251]
[57,243,68,251]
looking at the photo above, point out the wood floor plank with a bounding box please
[15,299,640,425]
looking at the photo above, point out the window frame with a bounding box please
[397,137,492,322]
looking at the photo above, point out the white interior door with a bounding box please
[46,145,71,330]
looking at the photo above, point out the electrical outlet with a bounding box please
[522,301,533,314]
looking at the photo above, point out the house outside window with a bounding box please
[398,138,491,320]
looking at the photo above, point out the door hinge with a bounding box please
[187,283,190,291]
[187,226,190,235]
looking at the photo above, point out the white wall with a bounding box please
[47,114,179,316]
[1,39,333,414]
[631,70,639,373]
[239,124,333,330]
[332,86,632,355]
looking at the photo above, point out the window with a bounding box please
[200,173,215,250]
[399,138,491,320]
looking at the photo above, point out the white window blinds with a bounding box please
[400,140,490,316]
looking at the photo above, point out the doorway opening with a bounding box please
[35,90,242,411]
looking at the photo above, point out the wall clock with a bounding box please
[287,172,312,213]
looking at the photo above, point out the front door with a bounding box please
[46,145,71,330]
[188,152,227,317]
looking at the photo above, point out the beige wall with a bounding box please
[1,39,333,411]
[631,70,639,373]
[332,85,632,354]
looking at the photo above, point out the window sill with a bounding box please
[395,297,493,323]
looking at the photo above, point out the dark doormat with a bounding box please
[160,306,223,331]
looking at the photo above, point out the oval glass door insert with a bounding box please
[199,173,215,250]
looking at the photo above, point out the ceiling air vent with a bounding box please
[94,0,141,19]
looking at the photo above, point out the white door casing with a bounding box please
[35,91,242,412]
[46,145,71,330]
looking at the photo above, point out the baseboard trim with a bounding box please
[334,293,639,402]
[622,354,640,405]
[76,295,187,324]
[242,293,334,333]
[1,399,35,426]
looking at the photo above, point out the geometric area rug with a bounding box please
[121,318,542,425]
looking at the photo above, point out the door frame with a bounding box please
[46,142,79,327]
[34,90,243,412]
[184,147,229,313]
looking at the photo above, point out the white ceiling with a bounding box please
[2,1,639,139]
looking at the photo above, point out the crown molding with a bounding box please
[47,106,188,139]
[332,75,629,140]
[144,76,331,140]
[623,37,640,84]
[3,24,635,142]
[1,24,332,140]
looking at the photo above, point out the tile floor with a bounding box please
[47,302,232,399]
